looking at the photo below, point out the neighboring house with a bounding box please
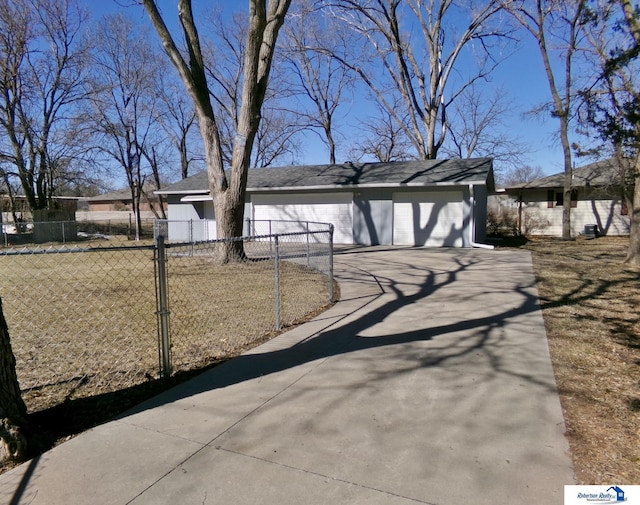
[501,158,631,237]
[155,158,495,247]
[82,183,166,218]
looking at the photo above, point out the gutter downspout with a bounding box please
[469,184,494,250]
[518,190,523,236]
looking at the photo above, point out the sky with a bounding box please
[86,0,572,178]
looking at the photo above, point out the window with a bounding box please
[547,189,577,207]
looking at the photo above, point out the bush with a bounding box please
[487,207,519,236]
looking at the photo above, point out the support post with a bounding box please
[274,234,281,330]
[155,235,172,378]
[329,224,334,302]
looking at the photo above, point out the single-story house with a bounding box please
[155,158,495,247]
[82,182,166,214]
[501,158,631,237]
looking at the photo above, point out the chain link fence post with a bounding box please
[155,234,172,378]
[274,234,281,330]
[306,221,311,267]
[329,224,334,302]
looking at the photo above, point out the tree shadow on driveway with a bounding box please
[124,247,556,415]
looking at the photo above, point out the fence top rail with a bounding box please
[246,219,333,227]
[162,227,333,249]
[0,243,156,256]
[156,218,331,226]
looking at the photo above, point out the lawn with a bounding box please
[520,236,640,484]
[0,241,333,466]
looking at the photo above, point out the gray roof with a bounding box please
[505,158,631,190]
[157,158,494,195]
[86,181,161,201]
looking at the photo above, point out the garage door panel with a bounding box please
[393,191,463,247]
[253,193,353,244]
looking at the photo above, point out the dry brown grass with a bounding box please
[0,243,331,413]
[520,236,640,484]
[0,242,333,472]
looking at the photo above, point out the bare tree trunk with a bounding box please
[0,297,27,465]
[561,119,573,241]
[625,155,640,264]
[143,0,291,263]
[619,0,640,264]
[509,0,586,241]
[180,136,190,180]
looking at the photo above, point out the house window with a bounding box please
[547,189,577,207]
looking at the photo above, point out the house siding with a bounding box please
[164,196,215,241]
[249,191,354,244]
[511,188,630,236]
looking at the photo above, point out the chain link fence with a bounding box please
[1,218,157,246]
[0,222,334,414]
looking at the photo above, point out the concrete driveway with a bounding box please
[0,246,575,504]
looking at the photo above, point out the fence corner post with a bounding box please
[155,234,172,378]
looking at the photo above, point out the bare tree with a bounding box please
[500,164,546,187]
[442,83,530,177]
[87,14,166,240]
[580,0,640,263]
[281,0,356,164]
[201,8,301,168]
[0,0,91,215]
[252,104,303,167]
[0,168,23,225]
[154,74,201,180]
[142,0,291,261]
[349,99,416,162]
[618,0,640,264]
[506,0,589,240]
[326,0,511,160]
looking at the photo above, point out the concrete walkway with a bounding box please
[0,247,575,505]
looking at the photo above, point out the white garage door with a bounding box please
[393,191,464,247]
[253,193,353,244]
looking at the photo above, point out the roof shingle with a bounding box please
[157,158,494,194]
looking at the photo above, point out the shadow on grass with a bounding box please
[22,363,225,462]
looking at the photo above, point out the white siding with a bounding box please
[520,198,630,237]
[393,191,464,247]
[166,201,216,241]
[252,193,353,244]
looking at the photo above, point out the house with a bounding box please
[79,182,167,222]
[155,158,495,247]
[501,159,631,237]
[82,182,166,214]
